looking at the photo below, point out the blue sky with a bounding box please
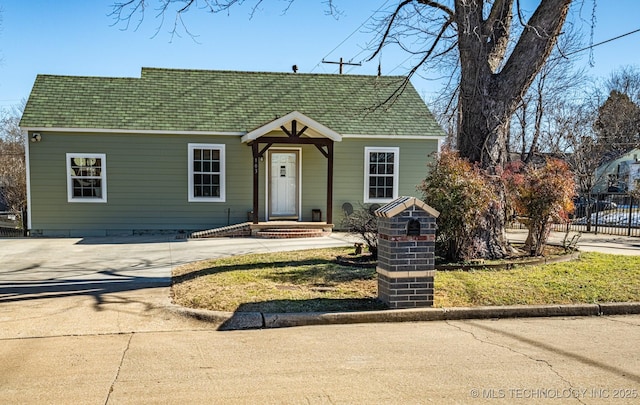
[1,0,639,110]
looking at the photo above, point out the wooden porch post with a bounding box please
[252,142,259,224]
[327,141,334,224]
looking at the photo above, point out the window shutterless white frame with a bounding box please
[364,146,399,203]
[66,153,107,203]
[188,143,226,202]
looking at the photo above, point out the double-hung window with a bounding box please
[364,147,399,203]
[188,143,225,202]
[66,153,107,203]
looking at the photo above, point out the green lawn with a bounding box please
[171,247,640,313]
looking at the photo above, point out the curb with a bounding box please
[166,302,640,331]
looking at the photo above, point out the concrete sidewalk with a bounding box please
[507,229,640,256]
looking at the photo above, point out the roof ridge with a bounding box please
[140,66,408,80]
[35,73,140,81]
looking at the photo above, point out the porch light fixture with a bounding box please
[31,133,42,142]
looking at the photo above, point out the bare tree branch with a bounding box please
[483,0,515,71]
[499,0,572,101]
[368,0,452,62]
[373,17,454,108]
[367,0,414,62]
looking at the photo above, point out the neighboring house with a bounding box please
[593,148,640,193]
[19,68,445,237]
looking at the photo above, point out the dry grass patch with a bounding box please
[172,247,385,313]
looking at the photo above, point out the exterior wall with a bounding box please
[299,144,328,221]
[332,137,439,229]
[27,131,440,236]
[29,131,254,236]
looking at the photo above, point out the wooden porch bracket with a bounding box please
[314,144,330,159]
[258,143,272,158]
[280,120,308,138]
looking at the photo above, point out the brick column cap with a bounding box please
[374,196,440,218]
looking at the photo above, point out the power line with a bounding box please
[388,27,640,77]
[310,0,390,73]
[561,27,640,59]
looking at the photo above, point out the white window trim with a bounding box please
[364,146,399,203]
[66,153,107,203]
[188,143,226,202]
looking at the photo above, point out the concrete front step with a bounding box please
[190,221,334,239]
[255,228,326,239]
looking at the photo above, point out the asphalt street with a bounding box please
[1,231,639,404]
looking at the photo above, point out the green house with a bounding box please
[19,68,445,237]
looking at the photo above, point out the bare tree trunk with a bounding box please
[453,0,571,259]
[457,90,511,258]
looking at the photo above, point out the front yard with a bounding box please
[171,247,640,313]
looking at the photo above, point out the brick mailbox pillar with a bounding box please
[374,196,440,309]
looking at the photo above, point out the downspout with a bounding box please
[22,129,32,232]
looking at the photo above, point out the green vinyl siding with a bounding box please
[300,144,328,221]
[28,132,438,235]
[29,132,255,236]
[332,137,439,228]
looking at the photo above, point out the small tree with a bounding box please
[341,206,378,259]
[503,158,575,256]
[419,150,494,261]
[0,105,26,224]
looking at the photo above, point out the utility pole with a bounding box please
[321,57,361,74]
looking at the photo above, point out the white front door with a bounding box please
[269,151,299,219]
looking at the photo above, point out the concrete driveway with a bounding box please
[0,234,355,338]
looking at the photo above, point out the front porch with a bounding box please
[250,221,334,237]
[242,111,340,225]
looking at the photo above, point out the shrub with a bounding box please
[502,158,575,256]
[341,205,379,259]
[418,149,494,261]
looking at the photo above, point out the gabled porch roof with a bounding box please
[241,111,342,143]
[245,111,338,226]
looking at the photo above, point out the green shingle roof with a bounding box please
[20,67,445,137]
